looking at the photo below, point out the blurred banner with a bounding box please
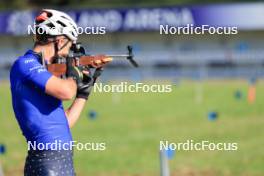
[2,2,264,35]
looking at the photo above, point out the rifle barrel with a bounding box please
[106,54,130,58]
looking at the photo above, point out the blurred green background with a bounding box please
[1,80,263,176]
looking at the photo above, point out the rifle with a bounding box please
[46,44,138,77]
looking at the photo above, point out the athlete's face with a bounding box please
[56,37,72,57]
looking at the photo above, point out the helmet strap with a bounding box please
[53,39,70,55]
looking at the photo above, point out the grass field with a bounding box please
[0,80,264,176]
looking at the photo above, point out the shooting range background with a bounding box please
[0,1,264,176]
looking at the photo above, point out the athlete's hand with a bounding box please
[93,67,104,80]
[66,65,83,84]
[76,70,94,100]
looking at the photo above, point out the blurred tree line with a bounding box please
[0,0,262,10]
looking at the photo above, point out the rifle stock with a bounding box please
[47,55,113,77]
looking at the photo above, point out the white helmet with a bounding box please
[35,9,78,42]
